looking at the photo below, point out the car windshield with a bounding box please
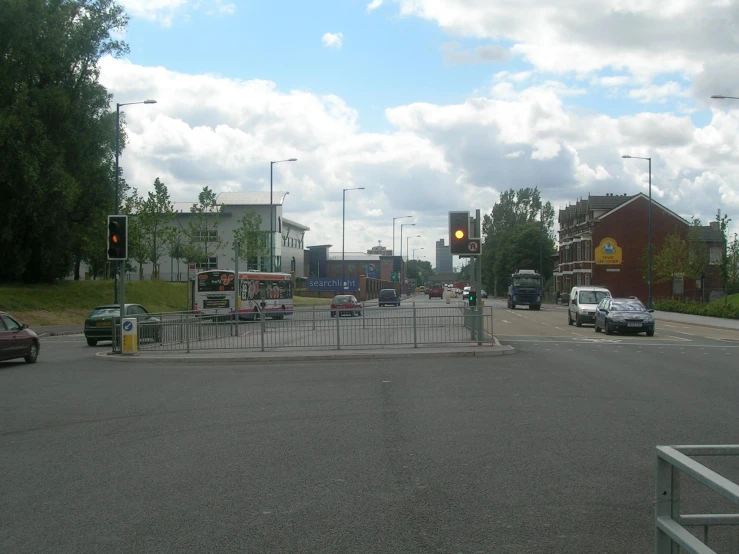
[513,277,541,287]
[611,301,646,312]
[90,308,120,317]
[579,291,609,304]
[333,296,353,304]
[380,290,396,297]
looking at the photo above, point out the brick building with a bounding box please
[555,193,725,301]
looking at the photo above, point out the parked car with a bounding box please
[330,295,363,317]
[594,297,655,336]
[378,289,401,307]
[568,286,612,327]
[84,304,162,346]
[427,285,444,299]
[480,290,488,299]
[0,311,40,364]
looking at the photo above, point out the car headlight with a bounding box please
[610,316,625,323]
[513,296,517,301]
[537,296,541,301]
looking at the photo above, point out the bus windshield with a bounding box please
[197,271,235,292]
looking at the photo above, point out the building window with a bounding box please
[193,229,218,242]
[291,257,296,272]
[709,247,723,265]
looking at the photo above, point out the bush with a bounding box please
[654,299,739,319]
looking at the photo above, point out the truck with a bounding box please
[507,269,543,310]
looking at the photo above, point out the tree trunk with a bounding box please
[73,255,81,281]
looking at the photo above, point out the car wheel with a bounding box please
[605,322,613,335]
[594,321,600,333]
[575,314,582,327]
[87,338,98,347]
[24,341,39,363]
[568,313,573,326]
[646,329,655,337]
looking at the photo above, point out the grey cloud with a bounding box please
[441,42,511,65]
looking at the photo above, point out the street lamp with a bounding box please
[392,215,412,256]
[400,223,415,286]
[710,95,739,100]
[622,154,653,309]
[270,158,297,272]
[413,247,424,259]
[407,235,420,262]
[114,98,157,303]
[342,187,365,289]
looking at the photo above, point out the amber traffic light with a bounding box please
[449,211,470,255]
[107,215,128,260]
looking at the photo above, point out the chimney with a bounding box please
[709,221,719,231]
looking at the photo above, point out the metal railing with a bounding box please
[655,445,739,553]
[111,305,494,353]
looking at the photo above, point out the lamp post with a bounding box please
[400,223,415,286]
[270,158,297,272]
[710,95,739,100]
[392,215,412,256]
[407,235,420,263]
[622,154,652,308]
[342,187,365,289]
[113,99,157,303]
[413,247,424,260]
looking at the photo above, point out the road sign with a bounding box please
[391,272,399,282]
[467,240,480,254]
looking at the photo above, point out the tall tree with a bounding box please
[481,187,556,295]
[726,233,739,296]
[0,0,129,282]
[187,186,225,268]
[232,209,268,270]
[140,177,175,278]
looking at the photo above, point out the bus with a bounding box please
[191,269,294,319]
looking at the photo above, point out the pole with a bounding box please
[114,103,120,303]
[648,157,652,310]
[393,219,396,257]
[234,241,240,336]
[342,189,346,290]
[540,207,544,276]
[269,162,274,272]
[119,264,125,353]
[476,209,483,345]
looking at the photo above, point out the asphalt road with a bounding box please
[2,301,739,553]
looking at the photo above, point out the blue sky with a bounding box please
[107,0,739,257]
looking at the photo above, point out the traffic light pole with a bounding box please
[119,263,125,353]
[475,209,483,346]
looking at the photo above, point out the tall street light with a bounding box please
[407,235,420,263]
[393,215,412,256]
[342,187,365,289]
[400,223,415,287]
[270,158,297,272]
[622,154,652,308]
[413,247,424,260]
[114,99,156,303]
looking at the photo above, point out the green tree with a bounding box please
[727,233,739,295]
[407,259,433,285]
[187,186,225,268]
[120,186,147,279]
[0,0,129,282]
[232,209,269,270]
[652,229,690,284]
[139,177,175,278]
[481,187,556,295]
[715,212,732,301]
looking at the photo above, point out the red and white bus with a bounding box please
[191,270,294,319]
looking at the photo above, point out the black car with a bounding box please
[378,289,400,307]
[594,297,655,336]
[84,304,162,346]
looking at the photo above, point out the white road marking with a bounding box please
[502,320,510,323]
[554,326,564,331]
[540,322,549,326]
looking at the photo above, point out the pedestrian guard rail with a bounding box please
[655,445,739,553]
[111,304,493,353]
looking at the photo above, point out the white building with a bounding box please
[118,191,310,280]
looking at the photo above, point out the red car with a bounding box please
[0,311,40,364]
[331,295,363,317]
[427,285,443,298]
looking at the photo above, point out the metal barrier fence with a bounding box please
[655,445,739,553]
[111,305,493,353]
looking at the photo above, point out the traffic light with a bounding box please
[107,215,128,260]
[468,289,477,306]
[449,211,470,254]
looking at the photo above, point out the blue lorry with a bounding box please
[506,269,543,310]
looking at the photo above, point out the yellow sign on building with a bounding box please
[595,237,623,265]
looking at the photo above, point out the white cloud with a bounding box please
[394,0,736,82]
[99,58,739,257]
[120,0,236,25]
[628,82,688,103]
[441,42,510,65]
[322,32,344,49]
[366,0,383,12]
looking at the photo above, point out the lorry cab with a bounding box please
[568,286,612,327]
[507,269,543,310]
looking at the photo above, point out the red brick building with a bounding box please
[555,193,725,301]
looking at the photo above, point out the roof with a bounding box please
[217,191,289,206]
[328,253,382,262]
[695,226,724,242]
[283,217,310,231]
[597,193,689,225]
[559,194,633,223]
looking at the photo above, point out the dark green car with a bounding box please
[84,304,161,347]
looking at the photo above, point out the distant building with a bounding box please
[555,193,724,301]
[367,241,392,256]
[435,239,453,274]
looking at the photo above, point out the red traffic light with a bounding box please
[111,235,119,244]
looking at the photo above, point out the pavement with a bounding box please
[3,313,739,553]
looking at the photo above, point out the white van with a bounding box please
[568,286,611,327]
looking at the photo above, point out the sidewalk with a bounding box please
[97,343,515,364]
[653,310,739,331]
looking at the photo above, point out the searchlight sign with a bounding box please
[307,278,359,292]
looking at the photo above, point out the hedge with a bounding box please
[654,299,739,320]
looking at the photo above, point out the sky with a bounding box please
[102,0,739,269]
